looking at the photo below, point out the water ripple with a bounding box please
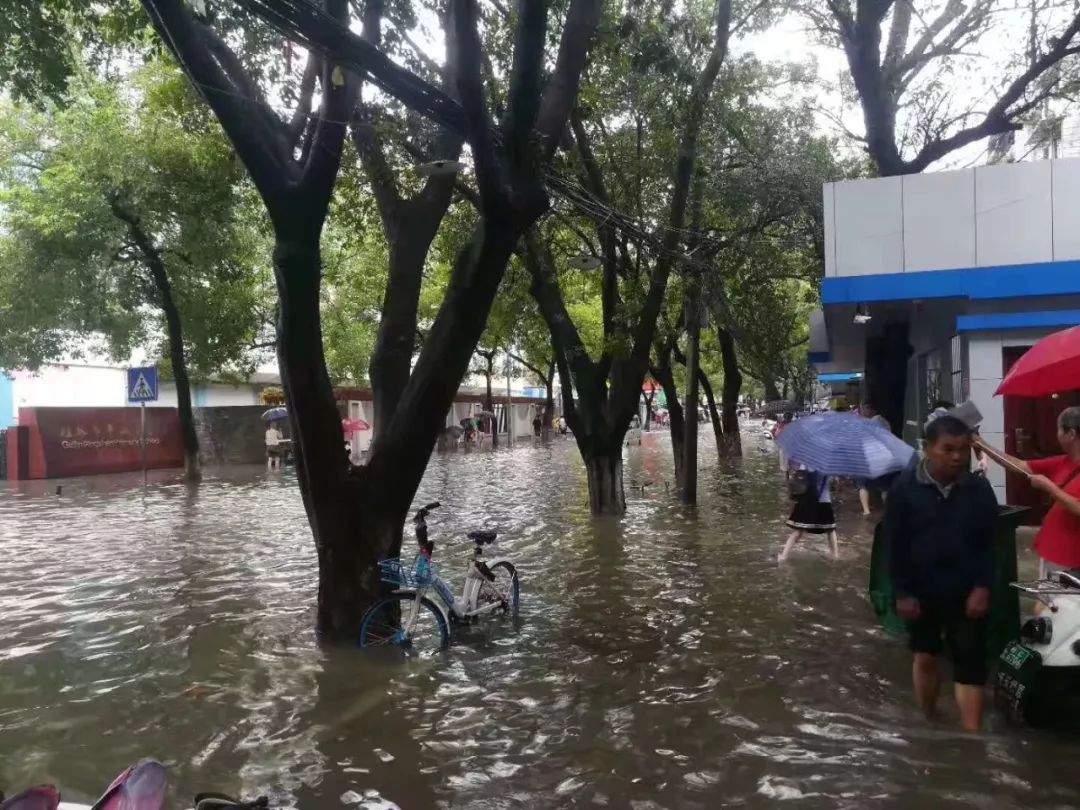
[0,433,1078,807]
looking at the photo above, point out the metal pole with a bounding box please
[140,401,147,478]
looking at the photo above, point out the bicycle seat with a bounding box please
[468,530,498,544]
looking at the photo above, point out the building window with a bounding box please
[922,350,943,416]
[950,334,964,404]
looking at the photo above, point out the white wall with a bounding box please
[831,176,903,277]
[903,168,975,271]
[825,157,1080,277]
[158,382,259,408]
[201,384,259,407]
[9,365,128,416]
[7,364,262,420]
[975,161,1053,267]
[510,403,537,438]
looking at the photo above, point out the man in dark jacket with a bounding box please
[885,414,998,732]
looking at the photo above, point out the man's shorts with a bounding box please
[906,600,988,685]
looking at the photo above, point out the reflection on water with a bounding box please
[1,432,1079,807]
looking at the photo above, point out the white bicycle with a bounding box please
[358,502,520,656]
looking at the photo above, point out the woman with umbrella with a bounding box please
[262,407,288,469]
[779,466,838,561]
[776,411,916,562]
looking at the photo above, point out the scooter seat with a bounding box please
[468,530,498,544]
[1059,571,1080,589]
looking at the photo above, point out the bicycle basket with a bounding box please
[377,557,437,588]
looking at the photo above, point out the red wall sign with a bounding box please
[8,407,184,480]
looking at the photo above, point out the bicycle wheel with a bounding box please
[477,561,520,618]
[358,593,450,656]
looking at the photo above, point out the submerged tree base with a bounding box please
[585,454,626,514]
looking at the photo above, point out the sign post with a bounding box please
[127,366,159,476]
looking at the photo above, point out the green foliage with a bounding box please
[0,60,272,379]
[321,172,388,384]
[0,1,147,103]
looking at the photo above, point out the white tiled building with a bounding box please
[812,158,1080,504]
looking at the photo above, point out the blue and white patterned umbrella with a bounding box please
[262,407,288,422]
[775,412,914,478]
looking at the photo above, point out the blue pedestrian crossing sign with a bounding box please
[127,366,159,402]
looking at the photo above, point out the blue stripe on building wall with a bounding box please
[0,373,12,427]
[818,372,862,383]
[821,260,1080,305]
[956,309,1080,332]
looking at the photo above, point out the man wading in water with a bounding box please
[885,415,998,731]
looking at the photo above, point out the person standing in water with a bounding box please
[856,403,892,515]
[779,466,838,561]
[885,415,997,732]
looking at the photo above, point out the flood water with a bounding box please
[2,430,1078,808]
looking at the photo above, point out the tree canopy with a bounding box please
[0,60,272,379]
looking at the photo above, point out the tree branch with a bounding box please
[141,0,292,208]
[524,228,597,387]
[632,0,731,365]
[502,0,549,176]
[286,53,323,148]
[534,0,603,163]
[452,0,504,210]
[239,0,467,134]
[906,10,1080,173]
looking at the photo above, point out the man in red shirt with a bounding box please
[980,406,1080,575]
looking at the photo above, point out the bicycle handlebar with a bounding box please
[413,501,441,522]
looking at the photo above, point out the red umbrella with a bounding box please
[996,325,1080,397]
[342,418,371,434]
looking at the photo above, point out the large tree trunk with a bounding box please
[140,0,601,643]
[763,379,781,403]
[112,202,201,481]
[358,2,463,448]
[583,450,626,513]
[484,357,497,448]
[699,368,723,456]
[154,266,201,482]
[369,225,435,442]
[541,360,556,439]
[717,327,742,456]
[651,358,685,489]
[273,241,400,635]
[680,294,701,504]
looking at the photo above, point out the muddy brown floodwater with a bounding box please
[1,430,1079,808]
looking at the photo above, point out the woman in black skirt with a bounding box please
[779,468,838,561]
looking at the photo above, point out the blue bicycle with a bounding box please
[358,502,520,656]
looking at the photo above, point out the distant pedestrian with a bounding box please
[779,466,838,561]
[532,415,542,437]
[265,424,283,469]
[857,403,892,515]
[885,415,997,732]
